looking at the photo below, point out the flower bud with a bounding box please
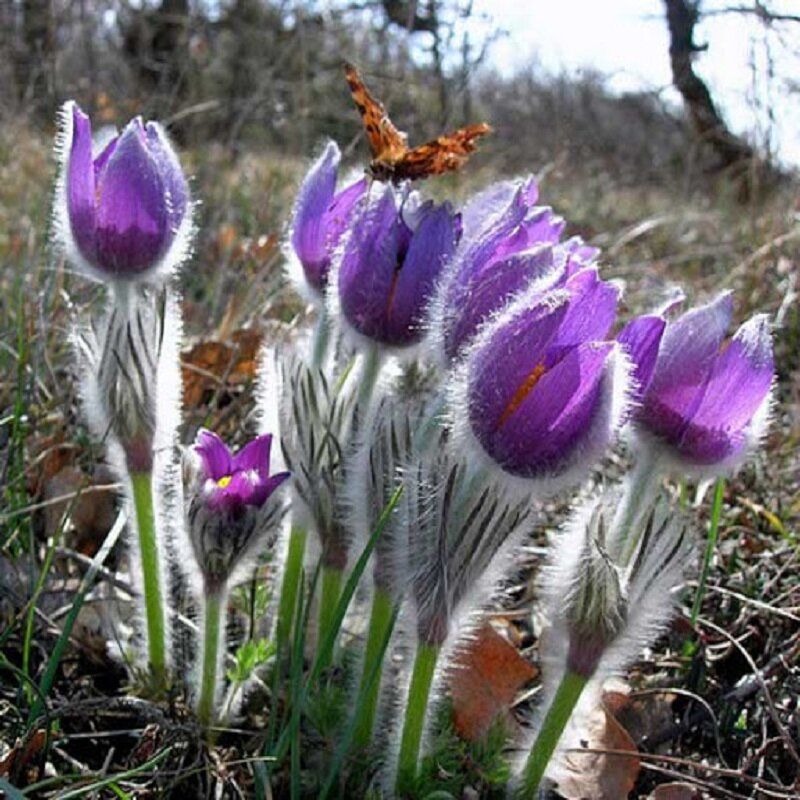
[288,140,367,294]
[546,493,691,681]
[336,185,459,348]
[186,430,290,589]
[636,292,774,471]
[56,102,190,282]
[455,268,627,495]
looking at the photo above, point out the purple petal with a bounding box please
[338,187,402,341]
[471,341,614,478]
[385,203,457,345]
[250,470,291,507]
[290,141,340,291]
[144,121,189,234]
[94,119,170,276]
[444,244,555,360]
[195,429,232,481]
[648,292,734,403]
[556,236,600,275]
[233,434,273,474]
[468,297,570,434]
[324,177,367,248]
[460,177,537,239]
[66,103,97,263]
[678,315,773,462]
[549,268,619,355]
[93,135,118,182]
[617,315,666,402]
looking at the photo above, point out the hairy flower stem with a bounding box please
[276,524,308,652]
[317,564,344,669]
[614,449,663,565]
[395,641,440,795]
[517,669,589,798]
[357,345,382,417]
[352,587,394,751]
[197,587,224,732]
[130,470,167,687]
[311,306,330,369]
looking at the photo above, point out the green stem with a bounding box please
[276,524,308,650]
[352,587,394,751]
[317,564,343,669]
[690,477,725,625]
[614,449,663,566]
[197,587,224,731]
[395,641,440,795]
[517,669,589,798]
[130,471,167,686]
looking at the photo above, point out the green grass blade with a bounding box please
[318,603,400,800]
[0,778,26,800]
[27,509,126,727]
[691,478,725,625]
[270,485,404,765]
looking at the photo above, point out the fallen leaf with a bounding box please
[0,729,47,784]
[41,466,117,555]
[551,691,640,800]
[650,782,703,799]
[181,328,262,408]
[609,690,678,751]
[449,621,537,740]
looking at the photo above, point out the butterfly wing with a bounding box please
[393,123,492,181]
[344,62,408,163]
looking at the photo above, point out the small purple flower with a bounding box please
[337,185,459,347]
[289,140,368,294]
[195,430,290,513]
[438,177,565,361]
[58,101,189,280]
[458,269,625,490]
[637,293,773,468]
[187,430,290,588]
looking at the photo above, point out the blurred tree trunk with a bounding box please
[15,0,56,118]
[663,0,754,172]
[122,0,190,121]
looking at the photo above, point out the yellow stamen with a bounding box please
[217,475,232,488]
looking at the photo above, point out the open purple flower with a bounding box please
[58,101,189,281]
[437,177,565,361]
[337,185,459,348]
[457,268,626,492]
[195,430,290,513]
[636,293,773,469]
[186,430,290,589]
[289,140,367,294]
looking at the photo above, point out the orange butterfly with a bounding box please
[344,62,491,183]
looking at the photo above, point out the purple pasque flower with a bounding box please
[195,429,290,513]
[636,292,773,469]
[336,184,459,348]
[437,177,565,361]
[289,140,368,295]
[58,101,189,281]
[457,267,626,492]
[187,429,290,588]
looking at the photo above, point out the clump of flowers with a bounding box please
[53,90,776,799]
